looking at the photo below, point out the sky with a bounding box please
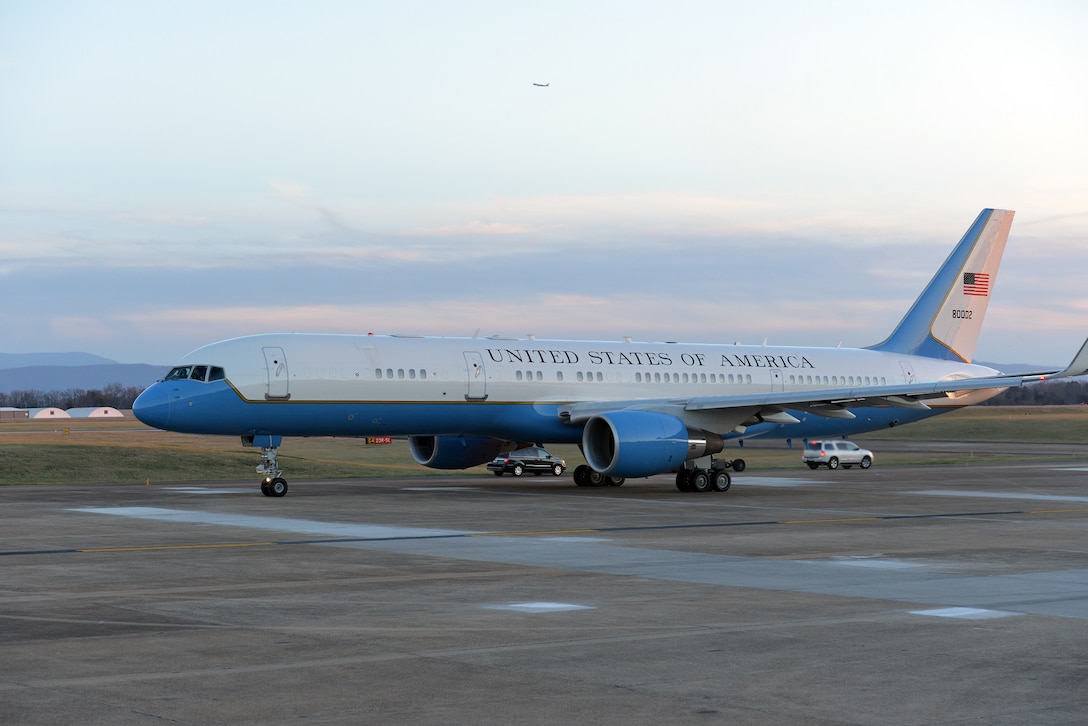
[2,1,1087,367]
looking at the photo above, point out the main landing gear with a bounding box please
[674,457,745,493]
[572,464,626,488]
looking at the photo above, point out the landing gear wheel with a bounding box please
[690,469,711,493]
[267,477,288,497]
[260,480,272,496]
[587,469,607,487]
[675,470,693,492]
[712,470,731,492]
[605,476,625,487]
[731,458,746,473]
[573,465,590,487]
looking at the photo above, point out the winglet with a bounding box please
[1048,338,1088,379]
[869,209,1015,362]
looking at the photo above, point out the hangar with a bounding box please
[28,407,70,419]
[65,406,125,419]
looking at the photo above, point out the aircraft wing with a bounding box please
[561,337,1088,426]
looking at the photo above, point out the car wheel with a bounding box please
[493,471,503,476]
[552,464,563,476]
[807,462,819,470]
[860,456,872,469]
[512,463,524,476]
[827,457,839,470]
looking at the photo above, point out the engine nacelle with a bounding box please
[582,410,725,478]
[408,435,506,470]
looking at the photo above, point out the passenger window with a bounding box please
[516,371,523,381]
[375,368,382,379]
[420,370,427,380]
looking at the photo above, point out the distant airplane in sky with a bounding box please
[133,209,1088,496]
[532,82,549,87]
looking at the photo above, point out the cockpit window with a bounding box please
[164,366,193,381]
[163,365,227,383]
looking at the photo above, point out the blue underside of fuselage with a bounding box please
[134,380,945,445]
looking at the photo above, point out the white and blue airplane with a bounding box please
[133,209,1088,496]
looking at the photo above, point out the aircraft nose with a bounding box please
[132,383,172,429]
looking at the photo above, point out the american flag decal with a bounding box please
[963,272,990,297]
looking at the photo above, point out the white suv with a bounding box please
[802,440,873,470]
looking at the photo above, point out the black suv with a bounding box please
[487,446,567,477]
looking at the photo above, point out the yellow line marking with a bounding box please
[469,529,600,537]
[783,517,880,525]
[80,542,276,553]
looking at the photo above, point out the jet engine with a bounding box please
[582,410,725,478]
[408,435,506,470]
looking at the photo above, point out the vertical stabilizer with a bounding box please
[869,209,1014,362]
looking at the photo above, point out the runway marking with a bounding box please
[483,602,597,613]
[80,542,276,553]
[910,607,1019,620]
[910,490,1088,504]
[470,529,599,537]
[165,487,253,495]
[783,516,880,525]
[56,507,1088,619]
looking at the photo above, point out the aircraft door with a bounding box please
[464,351,487,401]
[899,361,916,384]
[770,369,784,392]
[263,346,291,400]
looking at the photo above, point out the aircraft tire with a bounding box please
[712,471,731,492]
[605,477,625,487]
[268,478,288,497]
[675,470,693,492]
[690,470,711,493]
[732,458,746,472]
[573,465,590,486]
[260,480,272,496]
[587,469,606,487]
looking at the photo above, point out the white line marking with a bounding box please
[910,607,1019,620]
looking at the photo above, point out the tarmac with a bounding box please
[3,453,1088,724]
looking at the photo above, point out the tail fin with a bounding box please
[869,209,1014,362]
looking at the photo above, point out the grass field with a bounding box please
[1,406,1086,486]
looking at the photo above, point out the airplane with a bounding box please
[133,209,1088,497]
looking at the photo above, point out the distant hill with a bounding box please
[0,352,122,369]
[0,364,168,393]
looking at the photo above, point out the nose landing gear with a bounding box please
[244,434,289,497]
